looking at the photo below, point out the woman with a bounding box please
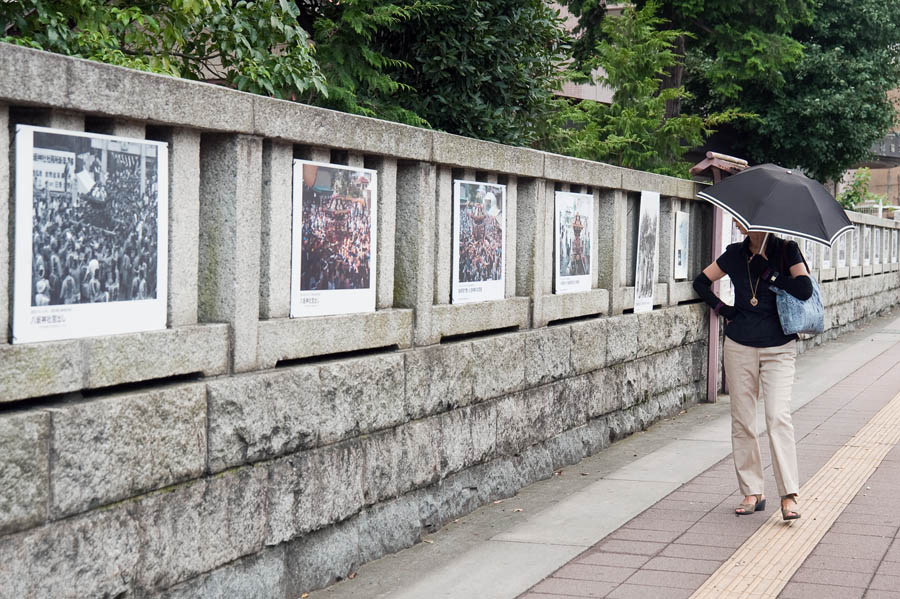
[693,225,812,520]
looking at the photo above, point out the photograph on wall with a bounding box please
[290,160,377,318]
[822,242,832,269]
[803,238,818,268]
[885,228,892,265]
[717,213,735,304]
[864,226,871,265]
[452,180,506,303]
[837,232,847,268]
[13,125,168,344]
[893,230,898,264]
[633,191,660,313]
[554,191,593,294]
[673,210,690,280]
[852,226,860,266]
[874,228,881,264]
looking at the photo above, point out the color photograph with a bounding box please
[554,191,593,294]
[13,125,168,343]
[452,180,506,303]
[291,160,377,317]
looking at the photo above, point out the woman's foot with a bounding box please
[735,494,766,515]
[781,495,801,521]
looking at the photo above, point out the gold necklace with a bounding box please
[746,258,760,306]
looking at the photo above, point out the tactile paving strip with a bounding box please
[690,390,900,598]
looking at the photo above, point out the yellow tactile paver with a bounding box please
[690,390,900,598]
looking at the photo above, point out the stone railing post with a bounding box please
[198,134,263,372]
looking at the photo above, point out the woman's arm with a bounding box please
[748,254,813,300]
[693,262,736,319]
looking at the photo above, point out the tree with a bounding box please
[837,168,886,211]
[0,0,325,99]
[543,2,736,177]
[728,0,900,182]
[294,0,439,127]
[378,0,571,147]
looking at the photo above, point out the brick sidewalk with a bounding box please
[520,340,900,599]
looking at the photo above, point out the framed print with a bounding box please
[717,213,734,305]
[290,160,377,318]
[874,228,881,264]
[864,226,871,266]
[673,210,689,280]
[837,232,847,268]
[554,191,593,294]
[13,125,168,344]
[884,228,891,265]
[634,191,660,313]
[452,180,506,303]
[852,226,860,266]
[893,230,898,264]
[822,241,831,269]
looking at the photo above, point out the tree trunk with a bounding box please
[661,33,685,118]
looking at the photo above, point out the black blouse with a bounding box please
[716,236,804,348]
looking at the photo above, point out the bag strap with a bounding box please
[780,238,811,275]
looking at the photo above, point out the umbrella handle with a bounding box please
[752,232,770,258]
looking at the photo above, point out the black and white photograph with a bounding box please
[13,125,168,343]
[884,228,891,265]
[874,228,881,264]
[554,191,593,294]
[822,241,832,269]
[852,226,860,266]
[838,231,847,268]
[673,210,689,280]
[452,180,506,303]
[864,226,871,266]
[634,190,660,313]
[891,229,898,264]
[290,160,377,317]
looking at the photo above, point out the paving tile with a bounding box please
[609,528,680,543]
[878,561,900,576]
[869,573,900,591]
[862,590,900,599]
[791,567,872,588]
[621,569,706,589]
[836,511,900,528]
[686,519,764,536]
[641,556,720,574]
[594,540,665,556]
[659,543,735,561]
[780,581,866,599]
[553,564,634,584]
[829,521,897,538]
[576,552,649,568]
[819,533,893,550]
[799,554,880,574]
[639,508,705,523]
[606,583,693,599]
[530,578,616,597]
[813,542,892,561]
[624,518,695,533]
[675,532,747,548]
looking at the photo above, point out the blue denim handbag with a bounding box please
[770,249,824,335]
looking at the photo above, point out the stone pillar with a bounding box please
[198,134,262,373]
[598,189,628,314]
[395,162,436,345]
[0,104,9,342]
[516,178,547,325]
[259,140,293,319]
[505,176,518,300]
[374,156,398,310]
[157,128,201,327]
[433,166,453,305]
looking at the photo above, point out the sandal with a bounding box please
[735,495,766,516]
[781,496,801,521]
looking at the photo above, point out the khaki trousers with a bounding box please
[724,337,800,498]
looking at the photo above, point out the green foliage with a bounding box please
[544,2,738,177]
[1,0,324,99]
[380,0,571,147]
[837,168,885,211]
[297,0,440,126]
[731,0,900,182]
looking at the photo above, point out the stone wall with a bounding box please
[1,43,898,598]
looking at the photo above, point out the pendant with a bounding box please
[750,297,758,307]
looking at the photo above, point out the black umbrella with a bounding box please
[697,163,854,247]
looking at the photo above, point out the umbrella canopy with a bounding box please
[697,163,854,247]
